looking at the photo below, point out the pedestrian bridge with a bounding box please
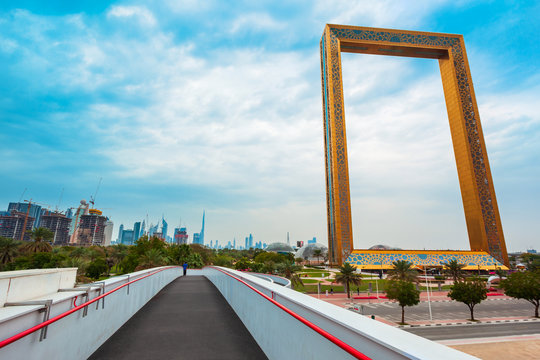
[0,267,476,359]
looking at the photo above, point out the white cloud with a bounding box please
[230,13,285,34]
[107,6,157,26]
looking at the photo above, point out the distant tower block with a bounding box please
[320,24,509,267]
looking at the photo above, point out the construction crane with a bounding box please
[89,177,102,209]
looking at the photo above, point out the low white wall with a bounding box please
[203,267,478,360]
[0,266,181,360]
[0,268,78,307]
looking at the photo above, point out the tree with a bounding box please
[234,257,252,270]
[22,227,53,253]
[388,260,418,283]
[86,258,108,280]
[501,271,540,318]
[442,259,466,283]
[335,262,362,298]
[386,280,420,324]
[0,237,20,264]
[313,249,323,265]
[448,279,488,321]
[276,261,304,287]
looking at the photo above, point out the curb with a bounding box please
[397,318,540,328]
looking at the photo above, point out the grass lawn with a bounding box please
[294,283,345,293]
[301,279,321,284]
[299,272,331,278]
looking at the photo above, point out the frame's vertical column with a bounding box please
[320,26,354,265]
[444,38,509,266]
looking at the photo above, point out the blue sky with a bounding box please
[1,1,538,251]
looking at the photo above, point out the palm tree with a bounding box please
[442,259,465,283]
[335,262,362,298]
[313,249,323,265]
[110,244,129,273]
[0,237,20,264]
[135,249,169,270]
[388,260,418,283]
[277,262,304,287]
[22,227,53,253]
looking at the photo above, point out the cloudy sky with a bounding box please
[1,1,538,251]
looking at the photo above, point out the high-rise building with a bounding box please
[117,224,124,243]
[40,211,72,245]
[249,234,253,249]
[193,233,200,245]
[133,222,141,242]
[75,209,107,246]
[141,219,146,237]
[8,202,43,229]
[103,219,114,246]
[308,237,316,245]
[161,217,168,240]
[149,223,158,237]
[233,238,236,250]
[199,211,205,246]
[0,211,34,241]
[121,229,135,245]
[174,227,188,245]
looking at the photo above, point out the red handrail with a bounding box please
[0,266,180,349]
[209,267,372,360]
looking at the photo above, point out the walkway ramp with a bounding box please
[89,276,267,360]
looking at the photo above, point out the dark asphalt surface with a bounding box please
[89,276,267,360]
[404,322,540,340]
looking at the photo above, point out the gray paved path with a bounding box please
[89,276,267,360]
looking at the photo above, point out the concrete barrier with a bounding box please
[203,267,478,360]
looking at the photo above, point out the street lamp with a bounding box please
[424,267,433,321]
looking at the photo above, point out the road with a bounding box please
[404,322,540,340]
[359,298,534,323]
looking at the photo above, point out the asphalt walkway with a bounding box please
[89,276,267,360]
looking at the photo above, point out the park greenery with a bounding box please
[2,229,539,323]
[447,278,488,321]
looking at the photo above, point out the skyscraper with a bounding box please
[117,224,124,243]
[103,219,114,246]
[76,209,107,246]
[249,233,253,249]
[133,222,141,242]
[40,211,72,245]
[161,217,168,240]
[0,211,34,241]
[174,227,188,245]
[199,211,205,246]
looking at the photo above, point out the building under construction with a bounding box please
[0,211,35,241]
[75,209,107,246]
[40,211,72,245]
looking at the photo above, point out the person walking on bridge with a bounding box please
[183,262,188,276]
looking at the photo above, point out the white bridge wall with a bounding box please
[0,267,181,360]
[203,267,478,360]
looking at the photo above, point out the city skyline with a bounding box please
[1,2,539,252]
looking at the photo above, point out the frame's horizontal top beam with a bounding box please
[339,40,449,59]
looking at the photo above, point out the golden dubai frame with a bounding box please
[320,24,509,267]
